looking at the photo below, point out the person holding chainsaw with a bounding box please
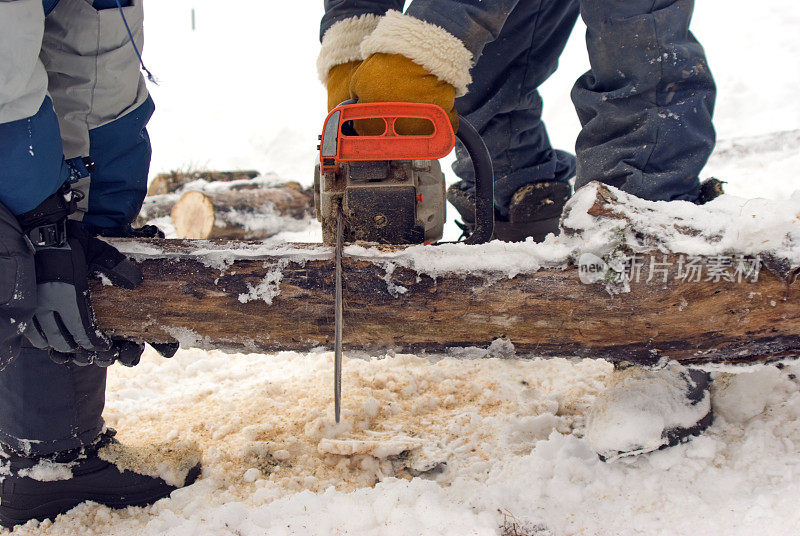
[0,0,199,528]
[318,0,717,460]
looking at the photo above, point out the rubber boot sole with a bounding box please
[447,181,570,243]
[599,409,714,463]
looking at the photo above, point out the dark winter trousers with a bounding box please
[0,345,106,456]
[453,0,716,216]
[0,0,138,457]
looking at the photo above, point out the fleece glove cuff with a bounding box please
[360,10,473,97]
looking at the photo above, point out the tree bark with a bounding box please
[89,237,800,365]
[170,185,314,239]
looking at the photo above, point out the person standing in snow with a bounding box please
[318,0,717,460]
[0,0,199,529]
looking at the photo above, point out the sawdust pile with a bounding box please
[108,348,609,495]
[9,347,609,535]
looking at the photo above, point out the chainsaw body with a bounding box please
[315,101,493,246]
[315,102,454,245]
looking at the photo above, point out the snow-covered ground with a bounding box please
[12,351,800,536]
[7,1,800,534]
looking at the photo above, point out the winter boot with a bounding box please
[448,180,571,242]
[696,177,725,205]
[584,363,713,462]
[0,430,201,529]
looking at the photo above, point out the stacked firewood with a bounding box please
[137,170,315,239]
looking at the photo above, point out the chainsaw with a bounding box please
[314,101,494,422]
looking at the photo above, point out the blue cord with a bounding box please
[114,0,158,85]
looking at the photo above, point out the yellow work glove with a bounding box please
[326,60,360,112]
[349,53,459,135]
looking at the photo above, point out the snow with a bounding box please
[5,1,800,535]
[98,440,201,489]
[562,182,800,264]
[16,460,73,483]
[9,350,800,535]
[237,261,285,304]
[221,207,313,238]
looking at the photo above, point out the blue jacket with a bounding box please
[0,0,151,232]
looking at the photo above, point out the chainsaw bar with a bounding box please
[319,102,495,423]
[334,205,344,423]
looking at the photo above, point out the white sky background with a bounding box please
[142,1,800,198]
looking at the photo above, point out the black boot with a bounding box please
[0,430,201,529]
[696,177,725,205]
[585,363,713,462]
[448,180,571,242]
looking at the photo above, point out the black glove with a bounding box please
[95,224,165,239]
[16,184,176,367]
[0,202,37,371]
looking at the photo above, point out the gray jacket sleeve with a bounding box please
[321,0,519,59]
[0,202,36,371]
[0,0,48,125]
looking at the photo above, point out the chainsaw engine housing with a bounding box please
[315,159,445,245]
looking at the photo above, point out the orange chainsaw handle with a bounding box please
[318,101,495,244]
[319,102,455,173]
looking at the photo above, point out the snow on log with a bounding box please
[170,184,314,239]
[146,169,260,196]
[91,182,800,365]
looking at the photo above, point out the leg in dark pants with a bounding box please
[453,0,580,217]
[572,0,716,201]
[0,345,106,456]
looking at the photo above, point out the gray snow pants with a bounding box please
[0,0,145,457]
[453,0,716,214]
[0,344,107,455]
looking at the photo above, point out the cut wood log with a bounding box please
[147,170,259,196]
[170,184,314,239]
[89,182,800,365]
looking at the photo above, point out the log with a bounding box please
[138,182,306,224]
[88,239,800,365]
[170,184,314,239]
[135,182,314,238]
[89,182,800,365]
[146,170,259,196]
